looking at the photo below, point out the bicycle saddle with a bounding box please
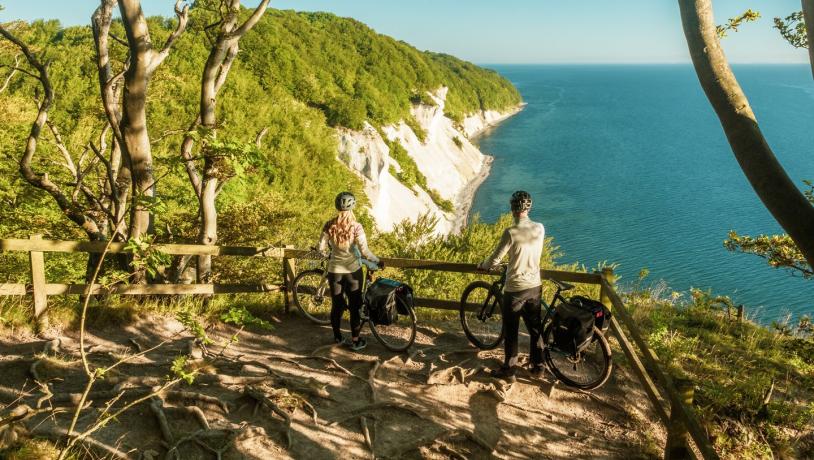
[550,279,575,292]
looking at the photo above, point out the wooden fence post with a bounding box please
[665,378,695,459]
[600,266,616,309]
[282,245,296,314]
[736,305,744,322]
[28,234,48,330]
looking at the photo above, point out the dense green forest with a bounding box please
[0,7,521,287]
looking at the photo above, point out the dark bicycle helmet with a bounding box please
[510,190,532,213]
[335,191,356,211]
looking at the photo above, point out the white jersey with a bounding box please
[479,216,545,292]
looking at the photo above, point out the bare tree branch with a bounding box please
[92,0,126,148]
[679,0,814,269]
[255,126,268,148]
[0,53,21,93]
[148,0,190,73]
[46,121,78,178]
[232,0,271,38]
[0,23,103,240]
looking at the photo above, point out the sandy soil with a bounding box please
[452,155,494,232]
[0,312,664,459]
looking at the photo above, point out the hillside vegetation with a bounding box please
[0,7,520,287]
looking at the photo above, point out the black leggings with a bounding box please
[501,286,543,368]
[328,270,364,341]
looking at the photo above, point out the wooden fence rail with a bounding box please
[0,236,717,459]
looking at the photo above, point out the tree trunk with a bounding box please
[191,0,269,283]
[802,0,814,78]
[118,0,155,245]
[678,0,814,269]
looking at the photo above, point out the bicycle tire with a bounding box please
[460,281,504,350]
[368,296,417,352]
[543,326,613,390]
[292,269,332,325]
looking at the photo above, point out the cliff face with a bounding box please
[336,88,521,234]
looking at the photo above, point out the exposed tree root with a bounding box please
[576,389,629,415]
[149,397,174,444]
[330,401,428,426]
[164,390,230,414]
[0,404,64,429]
[299,398,319,424]
[367,360,380,402]
[437,347,480,363]
[43,338,62,355]
[426,358,473,385]
[29,359,43,382]
[499,400,554,419]
[35,382,54,409]
[177,405,210,430]
[244,386,292,449]
[407,346,437,363]
[396,427,494,457]
[310,343,340,357]
[163,427,242,460]
[30,424,132,460]
[128,338,143,353]
[437,443,468,460]
[196,374,268,386]
[360,415,374,459]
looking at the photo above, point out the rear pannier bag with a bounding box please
[364,278,414,325]
[551,301,595,355]
[568,295,612,335]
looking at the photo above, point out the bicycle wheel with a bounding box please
[543,326,613,390]
[368,297,417,352]
[460,281,504,350]
[292,269,331,325]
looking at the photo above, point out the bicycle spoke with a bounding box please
[461,282,503,350]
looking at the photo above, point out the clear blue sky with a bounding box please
[1,0,808,64]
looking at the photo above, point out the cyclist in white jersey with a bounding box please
[478,191,546,382]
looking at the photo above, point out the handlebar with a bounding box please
[476,263,507,275]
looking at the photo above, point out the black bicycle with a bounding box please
[292,252,417,352]
[460,265,613,389]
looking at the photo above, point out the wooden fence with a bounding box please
[0,235,717,459]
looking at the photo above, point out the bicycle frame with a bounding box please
[478,266,569,331]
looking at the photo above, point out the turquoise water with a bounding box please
[472,65,814,321]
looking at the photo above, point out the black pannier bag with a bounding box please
[568,295,612,335]
[364,278,414,325]
[551,300,595,355]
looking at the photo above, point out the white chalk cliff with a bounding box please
[336,87,521,235]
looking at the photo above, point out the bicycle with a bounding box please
[292,251,417,352]
[459,265,612,390]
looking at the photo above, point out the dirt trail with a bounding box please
[0,313,663,459]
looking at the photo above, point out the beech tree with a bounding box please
[178,0,269,283]
[678,0,814,271]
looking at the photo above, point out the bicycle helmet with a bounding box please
[510,190,532,213]
[335,191,356,211]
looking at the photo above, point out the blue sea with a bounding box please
[472,65,814,321]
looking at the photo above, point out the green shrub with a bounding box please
[626,283,814,458]
[404,115,427,143]
[452,136,463,149]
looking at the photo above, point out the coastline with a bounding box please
[452,155,493,232]
[452,103,525,232]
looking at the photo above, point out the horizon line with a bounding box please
[476,61,810,66]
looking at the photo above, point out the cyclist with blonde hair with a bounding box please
[318,192,381,351]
